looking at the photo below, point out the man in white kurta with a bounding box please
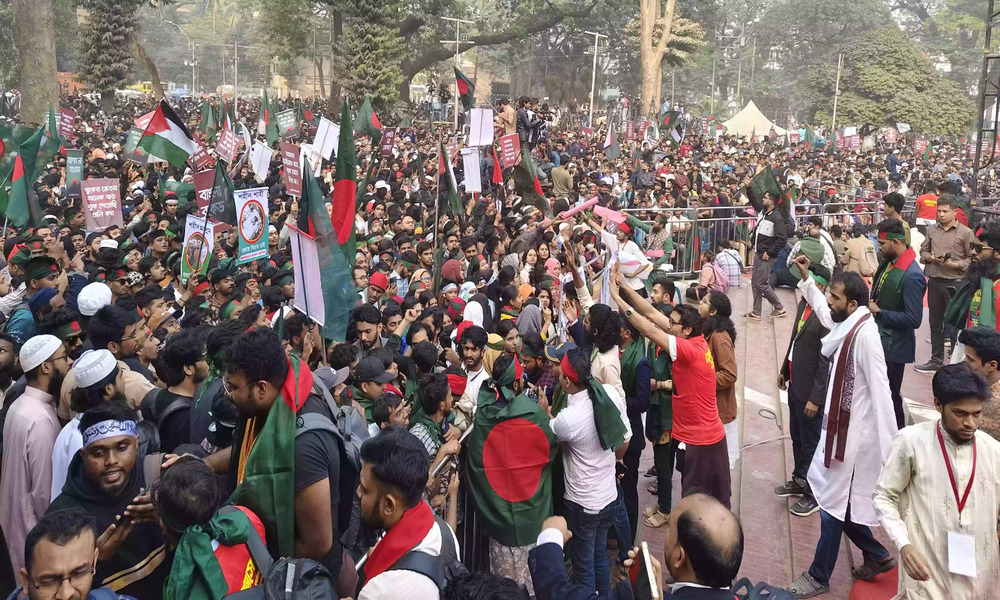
[874,363,1000,600]
[787,263,899,598]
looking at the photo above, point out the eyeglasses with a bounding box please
[29,562,96,597]
[223,377,255,397]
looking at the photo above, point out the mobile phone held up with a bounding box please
[628,541,661,600]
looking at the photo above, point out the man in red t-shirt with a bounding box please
[611,279,732,509]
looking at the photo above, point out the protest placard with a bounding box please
[914,139,928,155]
[188,142,213,171]
[468,108,494,147]
[193,169,215,215]
[65,150,84,199]
[279,142,302,197]
[849,135,861,150]
[251,143,273,183]
[181,215,213,285]
[625,121,635,141]
[122,127,149,166]
[461,147,482,193]
[499,133,519,169]
[234,188,269,264]
[287,224,326,327]
[885,129,897,144]
[379,128,397,158]
[276,109,297,139]
[216,128,239,164]
[81,178,123,232]
[788,132,800,144]
[59,108,76,139]
[313,117,339,160]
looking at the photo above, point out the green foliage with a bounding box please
[334,0,404,116]
[0,0,14,87]
[805,27,974,135]
[77,0,145,99]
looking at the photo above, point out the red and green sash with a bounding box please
[872,247,916,338]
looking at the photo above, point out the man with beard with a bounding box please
[409,372,461,521]
[209,268,235,316]
[870,219,926,429]
[148,327,210,453]
[9,257,64,348]
[453,326,489,434]
[355,427,459,600]
[958,327,1000,440]
[786,257,898,599]
[59,305,155,422]
[944,219,1000,337]
[48,402,168,600]
[0,335,72,575]
[874,363,1000,599]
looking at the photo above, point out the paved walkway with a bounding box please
[634,276,935,599]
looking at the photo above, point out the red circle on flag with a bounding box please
[483,418,549,503]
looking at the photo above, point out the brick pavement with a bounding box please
[634,276,934,599]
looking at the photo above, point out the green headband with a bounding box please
[519,344,543,358]
[400,260,416,271]
[878,232,905,241]
[810,271,829,286]
[220,301,239,320]
[165,229,178,239]
[55,321,82,338]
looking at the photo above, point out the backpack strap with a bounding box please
[156,396,193,427]
[142,452,164,487]
[295,413,341,439]
[385,550,445,590]
[218,506,275,575]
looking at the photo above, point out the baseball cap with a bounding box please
[544,341,577,363]
[354,356,395,384]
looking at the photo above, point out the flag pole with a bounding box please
[433,131,443,255]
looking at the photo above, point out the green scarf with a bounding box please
[648,343,673,433]
[352,385,373,421]
[478,357,521,407]
[500,305,520,320]
[164,509,252,600]
[945,264,1000,331]
[409,395,446,446]
[619,339,644,398]
[229,356,312,559]
[871,247,916,339]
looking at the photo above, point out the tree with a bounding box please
[627,11,704,113]
[77,0,146,111]
[805,27,974,135]
[638,0,676,114]
[333,0,405,115]
[11,0,58,124]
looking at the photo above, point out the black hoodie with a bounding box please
[48,453,170,600]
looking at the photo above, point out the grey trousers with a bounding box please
[752,256,782,314]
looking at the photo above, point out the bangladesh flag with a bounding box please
[750,165,790,220]
[43,104,62,161]
[353,96,382,144]
[199,103,218,141]
[661,110,680,130]
[603,125,620,161]
[467,389,557,548]
[923,140,933,161]
[439,140,461,216]
[512,143,550,217]
[331,100,357,246]
[206,161,237,225]
[296,101,315,126]
[4,127,47,228]
[804,125,817,148]
[139,100,198,168]
[455,67,476,111]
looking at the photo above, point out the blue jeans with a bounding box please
[808,507,890,585]
[565,498,617,597]
[610,483,633,563]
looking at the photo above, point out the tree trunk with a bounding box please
[133,39,165,99]
[12,0,58,125]
[315,57,326,100]
[639,0,676,115]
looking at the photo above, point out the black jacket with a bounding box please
[753,208,788,258]
[780,299,831,406]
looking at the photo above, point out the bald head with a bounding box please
[665,493,743,588]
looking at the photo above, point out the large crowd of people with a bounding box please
[0,88,997,600]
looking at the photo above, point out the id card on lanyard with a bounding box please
[938,423,978,577]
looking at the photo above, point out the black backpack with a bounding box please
[136,388,193,455]
[220,506,337,600]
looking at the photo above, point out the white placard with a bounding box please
[313,117,340,160]
[468,108,494,147]
[461,147,482,193]
[300,143,323,177]
[250,142,273,184]
[843,126,857,137]
[896,122,911,133]
[287,225,326,327]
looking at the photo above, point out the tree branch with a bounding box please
[400,0,598,77]
[652,0,676,60]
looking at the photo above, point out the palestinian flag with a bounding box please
[455,67,476,111]
[439,140,461,216]
[331,100,357,245]
[139,100,198,169]
[199,103,218,141]
[221,99,236,132]
[3,127,45,228]
[603,125,620,161]
[303,165,355,340]
[466,388,557,548]
[512,143,550,217]
[353,96,382,144]
[750,165,791,219]
[206,161,237,225]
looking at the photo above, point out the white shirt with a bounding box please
[50,415,83,500]
[454,364,488,433]
[359,518,459,600]
[550,386,631,512]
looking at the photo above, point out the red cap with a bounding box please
[369,272,389,291]
[618,223,631,235]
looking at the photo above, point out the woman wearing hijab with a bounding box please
[441,258,464,282]
[471,293,494,333]
[517,304,543,338]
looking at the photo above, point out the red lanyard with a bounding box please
[936,423,977,520]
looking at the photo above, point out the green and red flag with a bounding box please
[603,124,620,161]
[43,104,62,159]
[455,67,476,111]
[512,143,550,217]
[660,110,680,130]
[221,99,236,132]
[4,127,46,228]
[439,140,461,216]
[265,95,280,147]
[139,99,198,169]
[353,96,382,144]
[199,103,218,141]
[750,165,791,220]
[206,161,236,225]
[467,382,557,548]
[331,100,357,245]
[296,101,315,126]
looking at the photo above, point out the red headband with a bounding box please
[513,355,523,381]
[560,353,581,383]
[447,373,467,397]
[194,281,210,295]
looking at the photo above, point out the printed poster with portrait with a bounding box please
[234,187,269,264]
[181,215,214,286]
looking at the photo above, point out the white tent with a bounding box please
[722,101,787,139]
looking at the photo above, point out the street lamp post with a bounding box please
[584,31,607,127]
[164,20,196,93]
[440,16,474,131]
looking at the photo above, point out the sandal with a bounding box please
[643,510,670,528]
[743,311,761,320]
[647,481,658,494]
[770,308,788,318]
[786,572,829,598]
[851,557,897,581]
